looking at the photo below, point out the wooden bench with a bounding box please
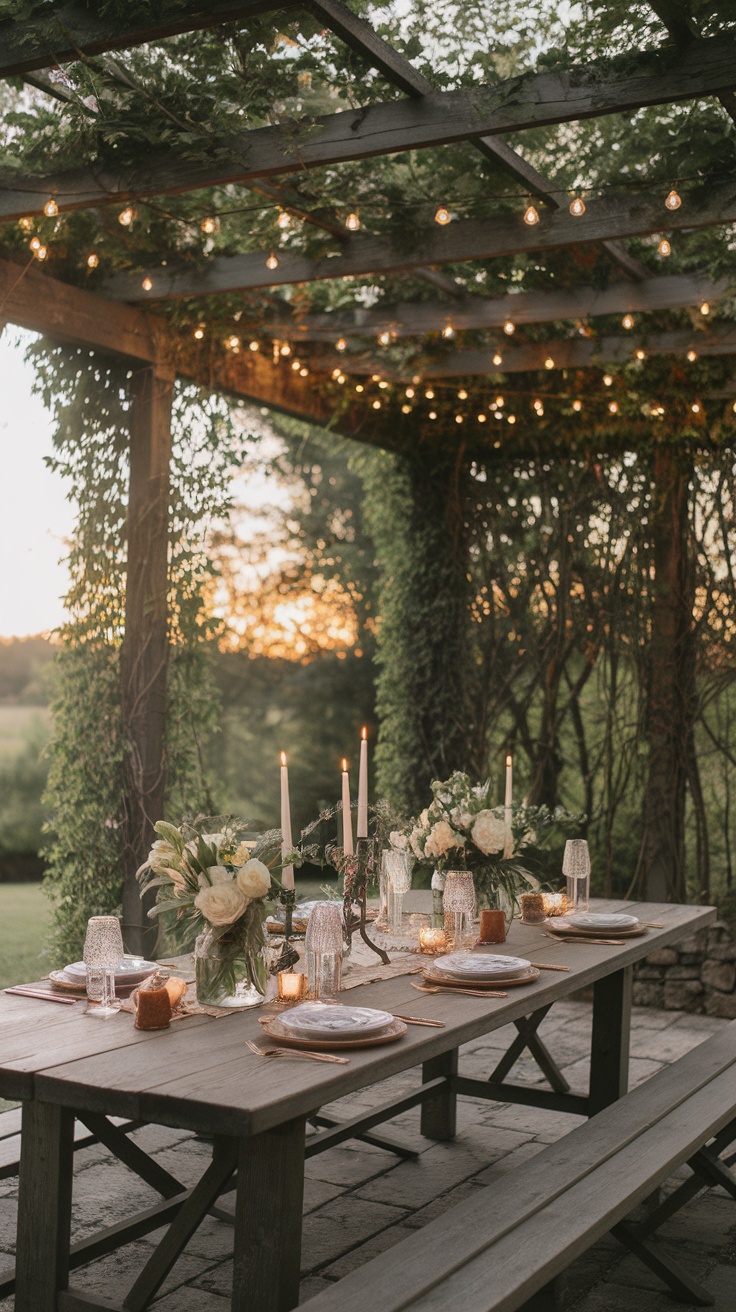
[300,1020,736,1312]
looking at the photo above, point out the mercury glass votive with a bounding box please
[542,892,568,917]
[419,926,448,954]
[443,871,476,948]
[305,901,344,1001]
[277,971,308,1003]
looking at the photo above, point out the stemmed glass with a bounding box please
[443,871,476,948]
[383,851,412,934]
[305,902,344,1001]
[563,840,591,914]
[83,915,124,1016]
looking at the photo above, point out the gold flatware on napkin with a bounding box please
[411,982,508,999]
[528,962,571,972]
[245,1039,349,1065]
[4,986,77,1005]
[392,1013,446,1027]
[544,933,626,946]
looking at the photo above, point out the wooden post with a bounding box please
[120,362,175,957]
[14,1101,75,1312]
[589,965,632,1115]
[641,446,693,903]
[420,1049,458,1140]
[233,1117,306,1312]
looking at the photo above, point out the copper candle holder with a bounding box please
[419,927,448,954]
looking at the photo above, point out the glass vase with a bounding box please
[384,850,412,934]
[443,870,477,948]
[194,929,268,1009]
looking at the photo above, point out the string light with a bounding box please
[700,302,710,316]
[608,401,619,414]
[458,388,468,400]
[227,335,240,349]
[544,356,555,370]
[86,252,99,269]
[405,387,415,398]
[345,212,360,231]
[193,325,205,340]
[200,216,219,234]
[43,198,58,217]
[492,351,503,366]
[658,237,671,257]
[442,325,455,339]
[569,195,586,216]
[355,384,364,392]
[141,277,153,291]
[372,400,381,409]
[495,395,504,407]
[507,414,516,424]
[434,206,451,225]
[425,389,435,399]
[622,314,634,330]
[635,348,646,360]
[603,374,613,386]
[34,244,48,261]
[299,367,309,377]
[687,349,698,362]
[429,410,437,419]
[337,374,346,384]
[331,367,341,379]
[455,414,463,424]
[378,331,391,346]
[572,399,583,412]
[691,402,701,414]
[503,320,515,335]
[266,252,279,270]
[336,338,347,352]
[118,206,136,226]
[293,360,303,372]
[378,380,389,389]
[523,203,540,226]
[280,343,291,356]
[665,188,681,211]
[249,340,259,351]
[732,401,736,414]
[401,404,411,414]
[29,237,41,251]
[478,413,487,422]
[276,210,290,231]
[18,217,33,232]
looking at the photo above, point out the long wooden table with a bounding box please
[0,898,715,1312]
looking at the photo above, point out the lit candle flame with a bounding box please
[506,754,512,766]
[280,751,287,767]
[361,726,367,740]
[342,759,348,772]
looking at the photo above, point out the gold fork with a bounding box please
[245,1038,349,1065]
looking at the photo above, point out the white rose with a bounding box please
[425,820,464,859]
[148,838,180,872]
[207,865,231,884]
[471,810,506,855]
[194,880,248,926]
[451,807,473,830]
[419,809,430,827]
[389,830,408,851]
[236,858,271,900]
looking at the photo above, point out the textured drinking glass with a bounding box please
[443,871,476,947]
[384,851,412,934]
[563,840,591,913]
[83,916,124,1003]
[305,902,344,1000]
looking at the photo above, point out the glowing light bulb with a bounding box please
[523,204,540,226]
[425,389,435,399]
[227,335,240,349]
[249,340,259,351]
[572,399,582,412]
[700,302,710,316]
[434,206,451,225]
[266,252,279,270]
[194,325,205,340]
[442,325,455,339]
[34,244,48,261]
[86,252,99,269]
[372,399,381,409]
[336,338,347,352]
[454,414,463,424]
[732,401,736,414]
[276,210,290,230]
[507,414,516,424]
[603,374,613,387]
[608,401,619,414]
[280,343,291,356]
[495,395,504,408]
[401,404,411,414]
[18,217,33,232]
[378,380,389,389]
[691,402,701,414]
[292,360,302,371]
[299,367,309,377]
[405,387,415,398]
[622,313,634,330]
[43,198,58,217]
[658,237,671,257]
[544,356,555,370]
[118,206,136,226]
[378,331,391,346]
[141,277,153,291]
[200,216,219,234]
[569,195,586,217]
[337,374,346,384]
[458,389,468,400]
[635,348,646,361]
[429,410,437,419]
[665,188,681,211]
[355,384,364,392]
[503,320,515,335]
[345,212,360,231]
[687,349,698,362]
[492,352,503,366]
[478,413,487,423]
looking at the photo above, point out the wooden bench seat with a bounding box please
[300,1020,736,1312]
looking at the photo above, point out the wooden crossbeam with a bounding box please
[0,1,296,79]
[325,327,736,379]
[213,275,729,341]
[648,1,736,125]
[103,179,736,298]
[0,36,733,222]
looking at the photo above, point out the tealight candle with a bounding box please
[543,892,568,917]
[419,927,448,954]
[277,971,307,1002]
[520,893,546,924]
[479,909,506,944]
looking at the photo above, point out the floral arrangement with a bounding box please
[407,772,583,909]
[137,815,283,1002]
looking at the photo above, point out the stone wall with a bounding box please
[633,921,736,1018]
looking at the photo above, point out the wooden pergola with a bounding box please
[1,0,734,948]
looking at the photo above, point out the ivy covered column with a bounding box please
[363,445,475,815]
[121,362,175,955]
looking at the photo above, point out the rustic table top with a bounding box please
[0,899,716,1137]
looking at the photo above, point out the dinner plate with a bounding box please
[561,913,639,932]
[280,1002,394,1040]
[64,956,157,983]
[422,964,540,989]
[261,1015,407,1050]
[432,952,531,981]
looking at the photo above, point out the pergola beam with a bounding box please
[215,274,729,341]
[0,36,733,221]
[104,180,736,298]
[647,1,736,125]
[0,1,296,79]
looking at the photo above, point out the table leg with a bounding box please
[15,1100,75,1312]
[589,965,632,1116]
[420,1049,458,1141]
[233,1116,306,1312]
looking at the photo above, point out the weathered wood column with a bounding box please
[121,361,175,955]
[641,445,694,903]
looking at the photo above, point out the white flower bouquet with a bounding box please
[137,816,283,1005]
[409,772,582,910]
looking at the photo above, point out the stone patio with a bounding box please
[1,1000,734,1311]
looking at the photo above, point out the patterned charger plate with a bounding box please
[260,1014,407,1050]
[546,921,648,939]
[422,964,540,989]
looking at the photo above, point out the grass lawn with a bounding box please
[0,881,52,990]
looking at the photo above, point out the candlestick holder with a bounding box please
[272,886,300,973]
[333,838,390,965]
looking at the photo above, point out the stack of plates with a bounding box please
[548,912,643,937]
[261,1001,407,1049]
[424,952,539,988]
[49,956,157,995]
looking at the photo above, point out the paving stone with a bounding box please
[483,1103,586,1141]
[72,1240,211,1300]
[299,1275,337,1300]
[141,1213,235,1261]
[301,1197,408,1272]
[129,1124,194,1154]
[355,1137,499,1208]
[153,1285,230,1310]
[304,1145,395,1188]
[323,1221,418,1276]
[401,1175,486,1228]
[473,1140,548,1183]
[629,1007,677,1030]
[629,1025,713,1063]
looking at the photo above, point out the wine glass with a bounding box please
[305,902,344,1001]
[562,840,591,914]
[443,871,476,947]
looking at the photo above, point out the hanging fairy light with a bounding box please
[193,325,205,340]
[29,237,41,251]
[572,399,583,412]
[732,401,736,414]
[201,216,220,234]
[622,314,634,330]
[345,212,360,231]
[249,340,259,352]
[635,348,646,361]
[401,403,411,414]
[569,195,586,217]
[603,374,613,386]
[700,302,710,316]
[658,237,671,257]
[34,244,48,261]
[492,351,503,366]
[378,380,389,389]
[372,399,381,409]
[429,410,437,419]
[425,388,435,399]
[280,343,291,356]
[86,252,99,269]
[336,338,347,352]
[691,402,701,414]
[355,383,364,392]
[226,335,240,350]
[523,203,540,226]
[405,387,415,398]
[293,360,303,372]
[503,320,515,336]
[43,198,58,217]
[544,356,555,370]
[276,210,291,230]
[458,388,468,400]
[337,373,346,384]
[442,325,455,339]
[141,277,153,291]
[608,401,619,414]
[378,331,391,346]
[507,414,516,424]
[434,206,451,225]
[687,349,698,362]
[299,367,309,377]
[665,188,681,211]
[455,414,464,424]
[118,206,136,226]
[18,217,33,233]
[266,252,279,270]
[495,395,504,407]
[478,413,487,422]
